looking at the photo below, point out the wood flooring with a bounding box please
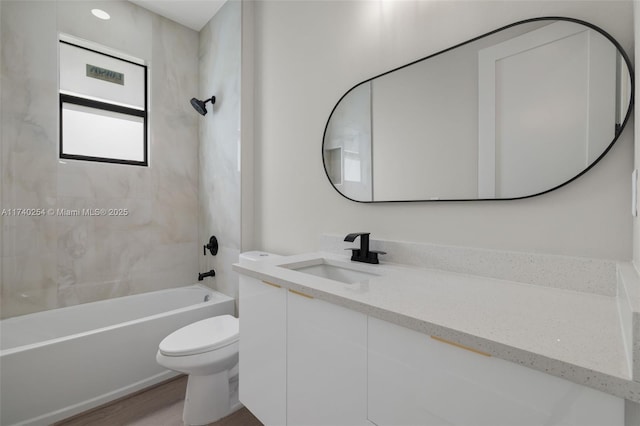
[54,376,263,426]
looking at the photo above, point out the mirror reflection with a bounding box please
[323,18,633,202]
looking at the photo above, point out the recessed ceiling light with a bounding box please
[91,9,110,20]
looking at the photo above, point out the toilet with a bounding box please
[156,314,240,425]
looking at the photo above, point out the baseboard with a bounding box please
[54,375,187,426]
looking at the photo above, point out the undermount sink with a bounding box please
[282,258,380,284]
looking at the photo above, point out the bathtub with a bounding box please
[0,284,235,426]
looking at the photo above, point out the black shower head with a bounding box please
[190,96,216,116]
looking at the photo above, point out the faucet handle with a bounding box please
[345,247,362,263]
[367,250,386,264]
[346,247,385,264]
[203,235,218,256]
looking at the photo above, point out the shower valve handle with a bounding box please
[203,236,218,256]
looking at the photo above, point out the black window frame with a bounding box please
[59,40,149,167]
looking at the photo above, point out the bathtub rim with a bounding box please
[0,284,233,356]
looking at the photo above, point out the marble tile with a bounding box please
[1,0,202,318]
[57,161,153,200]
[1,1,58,196]
[56,0,153,62]
[129,242,199,294]
[2,252,58,317]
[320,234,618,296]
[201,246,240,312]
[150,14,199,253]
[58,279,132,308]
[1,4,58,316]
[3,214,57,257]
[1,0,243,320]
[1,0,58,285]
[92,197,153,231]
[197,0,242,313]
[151,176,198,244]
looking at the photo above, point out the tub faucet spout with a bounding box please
[198,269,216,281]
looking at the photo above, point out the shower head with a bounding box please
[190,96,216,116]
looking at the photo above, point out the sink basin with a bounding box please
[282,258,380,284]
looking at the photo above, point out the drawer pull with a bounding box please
[431,336,491,357]
[289,289,313,299]
[262,281,281,288]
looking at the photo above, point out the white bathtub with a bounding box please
[0,285,235,426]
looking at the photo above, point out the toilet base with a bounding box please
[183,370,230,426]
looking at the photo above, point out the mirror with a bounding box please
[322,18,634,202]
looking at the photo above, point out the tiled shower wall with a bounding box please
[198,1,242,307]
[0,1,200,319]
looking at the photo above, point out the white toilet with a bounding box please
[156,314,240,425]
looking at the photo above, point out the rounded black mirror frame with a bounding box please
[322,16,635,203]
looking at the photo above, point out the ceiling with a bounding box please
[129,0,227,32]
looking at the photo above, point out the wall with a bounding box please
[324,82,373,201]
[241,0,256,254]
[198,0,242,304]
[0,0,199,318]
[0,0,6,310]
[372,22,545,201]
[634,0,640,269]
[252,0,634,260]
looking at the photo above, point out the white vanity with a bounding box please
[234,252,637,426]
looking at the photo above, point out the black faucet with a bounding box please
[198,269,216,281]
[344,232,386,264]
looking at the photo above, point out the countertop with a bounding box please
[232,252,640,403]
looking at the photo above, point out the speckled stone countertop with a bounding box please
[233,252,640,403]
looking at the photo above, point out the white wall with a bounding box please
[325,82,373,201]
[252,0,633,260]
[372,42,479,200]
[634,0,640,269]
[0,0,4,289]
[372,22,544,201]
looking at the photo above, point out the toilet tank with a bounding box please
[239,251,281,266]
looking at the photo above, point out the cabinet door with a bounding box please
[239,277,286,425]
[368,317,623,426]
[287,289,368,426]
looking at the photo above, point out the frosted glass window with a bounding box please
[60,42,145,109]
[59,40,147,166]
[62,103,145,162]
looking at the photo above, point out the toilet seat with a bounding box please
[159,315,239,357]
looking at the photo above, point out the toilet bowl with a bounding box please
[156,314,240,425]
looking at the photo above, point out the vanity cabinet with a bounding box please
[287,289,368,426]
[238,276,287,425]
[240,275,623,426]
[368,317,624,426]
[239,277,367,426]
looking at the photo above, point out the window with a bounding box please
[59,40,148,166]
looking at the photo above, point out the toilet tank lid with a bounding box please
[158,315,239,356]
[239,251,281,265]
